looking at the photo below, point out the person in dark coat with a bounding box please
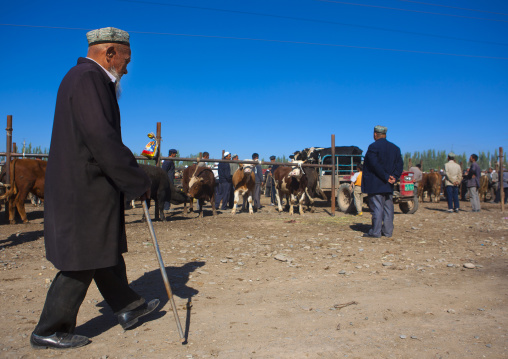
[252,153,264,210]
[215,152,232,210]
[31,27,159,350]
[162,148,177,210]
[465,153,481,212]
[361,125,403,238]
[228,154,239,208]
[269,155,279,205]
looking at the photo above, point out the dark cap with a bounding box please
[270,155,276,160]
[168,149,177,155]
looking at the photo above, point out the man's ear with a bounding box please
[106,46,116,60]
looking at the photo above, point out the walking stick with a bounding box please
[142,201,185,342]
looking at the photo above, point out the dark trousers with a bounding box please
[271,182,277,204]
[253,182,261,209]
[228,183,235,208]
[445,186,460,210]
[33,255,143,336]
[368,193,394,237]
[215,182,231,210]
[495,187,508,203]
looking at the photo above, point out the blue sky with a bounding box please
[1,0,507,162]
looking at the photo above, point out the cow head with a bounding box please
[304,147,323,164]
[171,188,189,204]
[289,162,305,179]
[294,147,323,164]
[189,178,204,198]
[293,150,305,162]
[241,163,253,175]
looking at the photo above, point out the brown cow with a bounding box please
[478,175,490,202]
[231,163,256,214]
[0,159,47,224]
[418,172,441,203]
[182,164,216,218]
[273,164,308,215]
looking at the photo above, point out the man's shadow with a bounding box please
[0,229,43,249]
[350,223,370,233]
[77,261,205,341]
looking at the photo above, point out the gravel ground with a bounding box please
[0,196,507,359]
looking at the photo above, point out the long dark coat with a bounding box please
[361,138,403,194]
[44,57,150,271]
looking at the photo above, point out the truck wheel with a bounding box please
[399,197,418,214]
[337,183,354,213]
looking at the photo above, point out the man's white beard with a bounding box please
[110,67,122,99]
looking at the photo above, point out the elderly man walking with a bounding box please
[444,152,462,212]
[30,27,159,350]
[361,126,403,238]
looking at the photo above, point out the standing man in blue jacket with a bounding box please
[215,152,232,210]
[252,153,264,211]
[361,126,403,238]
[162,148,177,211]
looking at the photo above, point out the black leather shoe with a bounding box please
[30,332,90,350]
[362,233,380,238]
[118,299,160,330]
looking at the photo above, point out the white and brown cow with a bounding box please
[273,164,307,215]
[231,163,256,214]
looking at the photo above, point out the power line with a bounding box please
[2,23,506,60]
[395,0,508,16]
[114,0,508,47]
[316,0,508,23]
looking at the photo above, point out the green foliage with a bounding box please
[404,149,507,172]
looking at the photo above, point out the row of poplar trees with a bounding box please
[403,149,507,172]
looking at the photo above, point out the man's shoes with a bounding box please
[362,233,380,238]
[30,332,90,350]
[454,208,460,213]
[356,212,363,216]
[118,299,160,330]
[447,209,453,213]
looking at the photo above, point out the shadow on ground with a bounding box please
[77,261,205,339]
[0,229,43,249]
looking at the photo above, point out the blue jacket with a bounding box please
[218,162,232,183]
[162,159,175,184]
[254,164,263,183]
[361,138,403,194]
[466,162,481,188]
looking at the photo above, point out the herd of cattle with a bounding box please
[0,151,495,224]
[0,150,332,223]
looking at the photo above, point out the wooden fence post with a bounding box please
[500,147,505,212]
[331,135,336,216]
[156,122,162,167]
[5,115,12,184]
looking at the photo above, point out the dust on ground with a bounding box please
[0,196,507,359]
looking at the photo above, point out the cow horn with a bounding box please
[192,163,200,178]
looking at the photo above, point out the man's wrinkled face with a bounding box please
[109,45,131,79]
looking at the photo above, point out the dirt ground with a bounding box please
[0,195,507,359]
